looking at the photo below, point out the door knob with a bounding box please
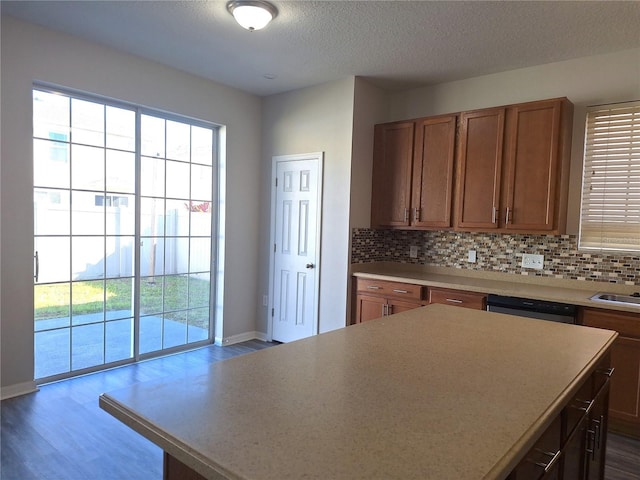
[306,263,315,269]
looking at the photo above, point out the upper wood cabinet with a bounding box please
[371,115,456,229]
[371,121,415,227]
[456,98,573,233]
[455,108,506,229]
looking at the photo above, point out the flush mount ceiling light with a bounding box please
[227,0,278,31]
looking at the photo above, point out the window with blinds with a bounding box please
[579,101,640,252]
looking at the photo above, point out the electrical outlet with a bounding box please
[409,246,418,258]
[468,250,477,263]
[521,253,544,270]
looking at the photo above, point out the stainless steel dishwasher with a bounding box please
[486,294,577,324]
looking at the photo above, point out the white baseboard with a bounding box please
[214,331,269,346]
[1,381,39,400]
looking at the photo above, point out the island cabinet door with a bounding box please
[585,389,609,480]
[164,453,206,480]
[508,416,562,480]
[562,414,589,480]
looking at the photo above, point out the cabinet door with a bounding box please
[585,387,609,480]
[355,294,386,323]
[503,100,562,231]
[371,122,415,227]
[509,415,562,480]
[412,115,456,228]
[562,414,588,480]
[609,336,640,430]
[456,108,505,229]
[387,299,423,316]
[581,308,640,437]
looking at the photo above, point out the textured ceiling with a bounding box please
[2,1,640,96]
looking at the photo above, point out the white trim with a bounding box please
[267,152,324,342]
[214,331,269,346]
[1,381,39,400]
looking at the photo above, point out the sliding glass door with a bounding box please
[33,88,216,382]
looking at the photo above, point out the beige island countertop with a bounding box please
[352,262,640,314]
[100,305,617,480]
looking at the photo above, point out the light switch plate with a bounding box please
[409,246,418,258]
[521,253,544,270]
[468,250,477,263]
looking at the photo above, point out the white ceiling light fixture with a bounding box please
[227,0,278,31]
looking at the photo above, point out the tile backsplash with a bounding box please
[351,228,640,286]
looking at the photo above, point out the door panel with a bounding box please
[456,108,505,229]
[371,122,414,227]
[609,336,640,423]
[504,101,561,230]
[356,295,386,323]
[272,156,321,342]
[413,115,456,228]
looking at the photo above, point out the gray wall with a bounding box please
[1,17,262,395]
[259,78,356,335]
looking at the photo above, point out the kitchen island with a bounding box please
[99,305,617,480]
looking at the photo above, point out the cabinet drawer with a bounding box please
[428,287,486,310]
[355,278,424,301]
[581,308,640,338]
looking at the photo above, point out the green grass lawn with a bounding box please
[35,275,210,324]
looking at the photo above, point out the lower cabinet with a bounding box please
[354,278,425,323]
[508,359,612,480]
[580,307,640,438]
[352,277,489,323]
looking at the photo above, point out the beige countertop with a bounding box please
[100,305,617,480]
[352,262,640,314]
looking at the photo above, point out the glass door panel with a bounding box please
[33,89,137,381]
[138,113,214,356]
[34,88,215,382]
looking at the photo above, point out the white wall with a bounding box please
[1,16,262,394]
[388,48,640,234]
[259,78,356,335]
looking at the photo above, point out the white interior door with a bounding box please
[270,153,322,343]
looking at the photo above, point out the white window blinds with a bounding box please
[579,101,640,252]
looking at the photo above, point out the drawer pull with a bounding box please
[393,289,409,294]
[367,286,381,290]
[571,398,594,414]
[529,449,562,473]
[445,298,463,304]
[597,367,615,378]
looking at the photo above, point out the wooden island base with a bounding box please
[164,453,207,480]
[100,305,617,480]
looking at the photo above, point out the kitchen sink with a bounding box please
[590,292,640,307]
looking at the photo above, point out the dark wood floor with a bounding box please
[2,340,639,480]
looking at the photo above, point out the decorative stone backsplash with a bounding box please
[351,228,640,286]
